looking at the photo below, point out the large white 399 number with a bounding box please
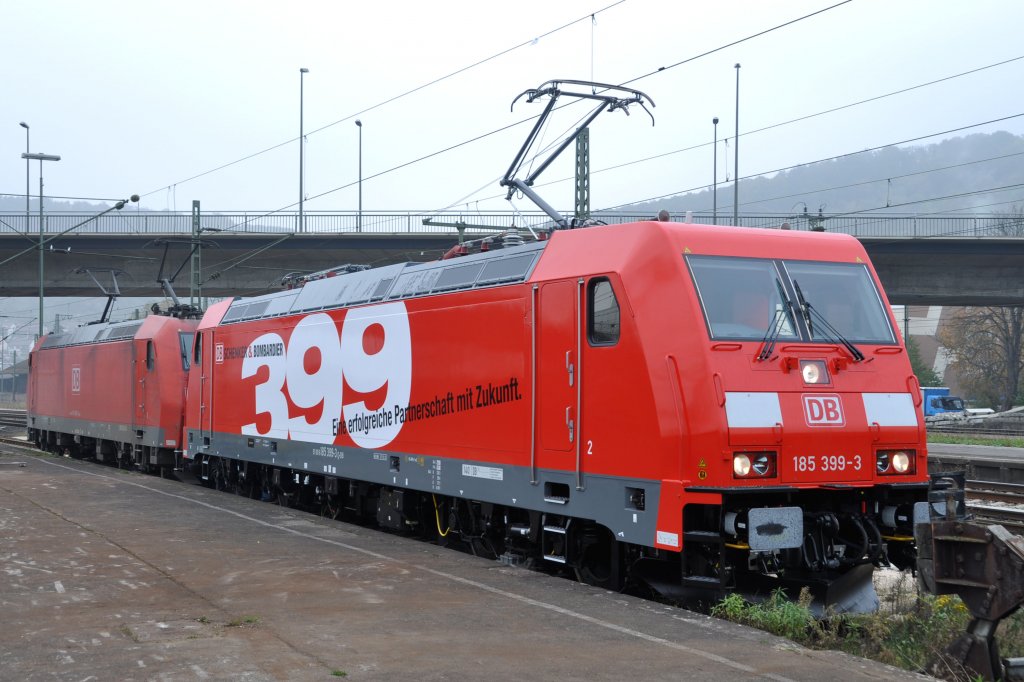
[241,332,288,439]
[286,314,343,444]
[240,303,411,447]
[340,305,411,448]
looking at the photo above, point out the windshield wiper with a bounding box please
[757,279,794,361]
[757,310,786,361]
[792,279,865,362]
[793,279,813,337]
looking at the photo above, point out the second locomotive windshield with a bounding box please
[686,255,896,344]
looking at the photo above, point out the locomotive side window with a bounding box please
[588,278,620,345]
[687,256,797,341]
[193,332,202,366]
[146,340,156,371]
[179,332,195,371]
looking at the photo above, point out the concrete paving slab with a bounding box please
[0,450,934,681]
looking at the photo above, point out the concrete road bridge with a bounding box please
[0,210,1021,305]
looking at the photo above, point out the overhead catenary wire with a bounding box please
[5,14,1018,233]
[188,0,860,253]
[690,150,1024,215]
[488,54,1024,206]
[595,112,1024,212]
[137,0,852,226]
[138,1,627,201]
[0,193,129,203]
[7,6,1020,304]
[0,1,890,290]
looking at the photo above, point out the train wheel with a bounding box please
[321,495,342,520]
[235,476,256,499]
[208,463,227,491]
[576,524,620,589]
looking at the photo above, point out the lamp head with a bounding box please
[114,195,140,211]
[19,122,29,129]
[713,117,719,125]
[22,152,61,162]
[300,67,309,73]
[355,119,362,127]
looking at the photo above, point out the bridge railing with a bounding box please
[0,211,1018,238]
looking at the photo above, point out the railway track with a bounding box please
[965,503,1024,533]
[0,409,26,434]
[966,479,1024,504]
[965,480,1024,532]
[927,425,1024,439]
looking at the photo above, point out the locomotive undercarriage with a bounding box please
[28,434,925,613]
[186,454,633,588]
[672,488,928,613]
[183,455,928,613]
[29,428,177,476]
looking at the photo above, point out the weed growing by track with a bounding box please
[928,433,1024,448]
[711,572,1024,680]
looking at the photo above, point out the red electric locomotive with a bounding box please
[182,219,929,611]
[28,313,198,470]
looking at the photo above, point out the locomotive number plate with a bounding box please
[792,454,863,473]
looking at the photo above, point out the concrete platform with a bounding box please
[0,449,933,681]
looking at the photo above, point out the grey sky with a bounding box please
[4,0,1023,217]
[2,0,1024,361]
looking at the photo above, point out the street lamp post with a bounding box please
[19,123,29,236]
[712,117,719,225]
[299,67,309,233]
[22,152,61,339]
[733,63,741,227]
[355,119,363,232]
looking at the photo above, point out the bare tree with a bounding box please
[937,206,1024,410]
[939,307,1024,410]
[937,207,1024,409]
[989,205,1024,236]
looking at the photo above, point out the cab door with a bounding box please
[535,280,581,476]
[132,338,148,432]
[195,331,214,445]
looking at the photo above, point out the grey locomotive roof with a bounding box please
[38,320,147,350]
[220,240,546,325]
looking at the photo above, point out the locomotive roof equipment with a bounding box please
[500,79,654,229]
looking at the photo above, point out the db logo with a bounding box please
[215,343,225,364]
[71,367,81,394]
[803,394,844,426]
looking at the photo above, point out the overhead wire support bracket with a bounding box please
[499,79,655,230]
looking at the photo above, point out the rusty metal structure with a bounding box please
[917,472,1024,680]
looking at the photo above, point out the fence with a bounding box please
[0,210,1019,239]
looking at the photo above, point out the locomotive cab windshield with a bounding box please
[687,255,896,347]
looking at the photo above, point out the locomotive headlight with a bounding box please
[733,451,777,478]
[800,359,829,384]
[891,451,912,473]
[876,451,889,474]
[751,453,773,476]
[877,449,916,475]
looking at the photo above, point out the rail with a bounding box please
[0,211,1018,238]
[965,502,1024,533]
[926,460,1024,533]
[928,426,1024,439]
[0,408,25,431]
